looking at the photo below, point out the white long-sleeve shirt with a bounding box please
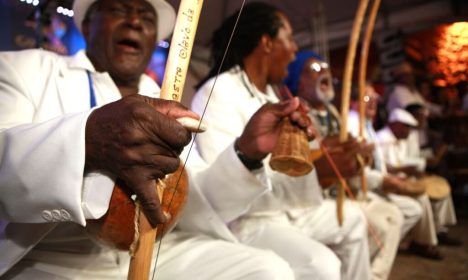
[375,126,426,175]
[192,66,323,218]
[0,50,270,276]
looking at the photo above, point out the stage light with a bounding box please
[158,41,170,48]
[56,6,74,17]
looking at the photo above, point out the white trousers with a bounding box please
[431,195,457,232]
[419,175,457,232]
[386,193,423,239]
[390,192,456,246]
[360,192,404,280]
[392,193,438,245]
[157,231,295,280]
[3,231,295,280]
[231,200,371,280]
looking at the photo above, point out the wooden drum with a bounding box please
[418,175,451,200]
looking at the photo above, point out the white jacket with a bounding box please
[192,66,323,217]
[347,110,385,190]
[0,50,269,275]
[375,126,426,173]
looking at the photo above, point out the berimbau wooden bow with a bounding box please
[128,0,204,279]
[358,0,382,200]
[133,0,252,278]
[338,0,370,225]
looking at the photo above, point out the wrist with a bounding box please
[234,138,264,170]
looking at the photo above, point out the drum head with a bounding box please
[419,175,451,200]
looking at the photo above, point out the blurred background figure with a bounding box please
[40,13,68,54]
[386,62,427,115]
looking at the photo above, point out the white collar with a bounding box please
[67,50,96,72]
[232,66,278,104]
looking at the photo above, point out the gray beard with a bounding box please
[316,74,335,102]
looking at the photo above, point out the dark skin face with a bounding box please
[364,85,379,120]
[350,85,379,120]
[82,0,157,95]
[266,13,298,84]
[297,57,331,107]
[410,108,427,128]
[389,122,412,139]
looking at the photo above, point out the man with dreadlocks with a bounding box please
[192,2,372,280]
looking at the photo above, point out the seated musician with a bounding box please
[348,84,449,264]
[287,50,404,280]
[404,104,461,245]
[0,0,313,279]
[192,3,373,280]
[376,108,461,260]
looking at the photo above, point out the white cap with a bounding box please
[388,108,418,126]
[72,0,176,43]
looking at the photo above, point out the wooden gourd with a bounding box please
[86,165,188,251]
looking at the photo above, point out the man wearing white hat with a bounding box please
[347,86,424,280]
[375,108,458,260]
[376,108,428,181]
[0,0,314,279]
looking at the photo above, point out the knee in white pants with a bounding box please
[403,196,423,221]
[388,204,404,228]
[289,241,341,280]
[248,250,295,280]
[344,203,368,240]
[310,249,341,280]
[411,200,424,220]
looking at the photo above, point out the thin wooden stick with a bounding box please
[127,0,203,279]
[340,0,370,141]
[127,183,164,279]
[358,0,382,200]
[337,0,370,226]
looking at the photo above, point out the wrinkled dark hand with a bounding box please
[237,97,316,160]
[85,95,198,226]
[315,135,362,181]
